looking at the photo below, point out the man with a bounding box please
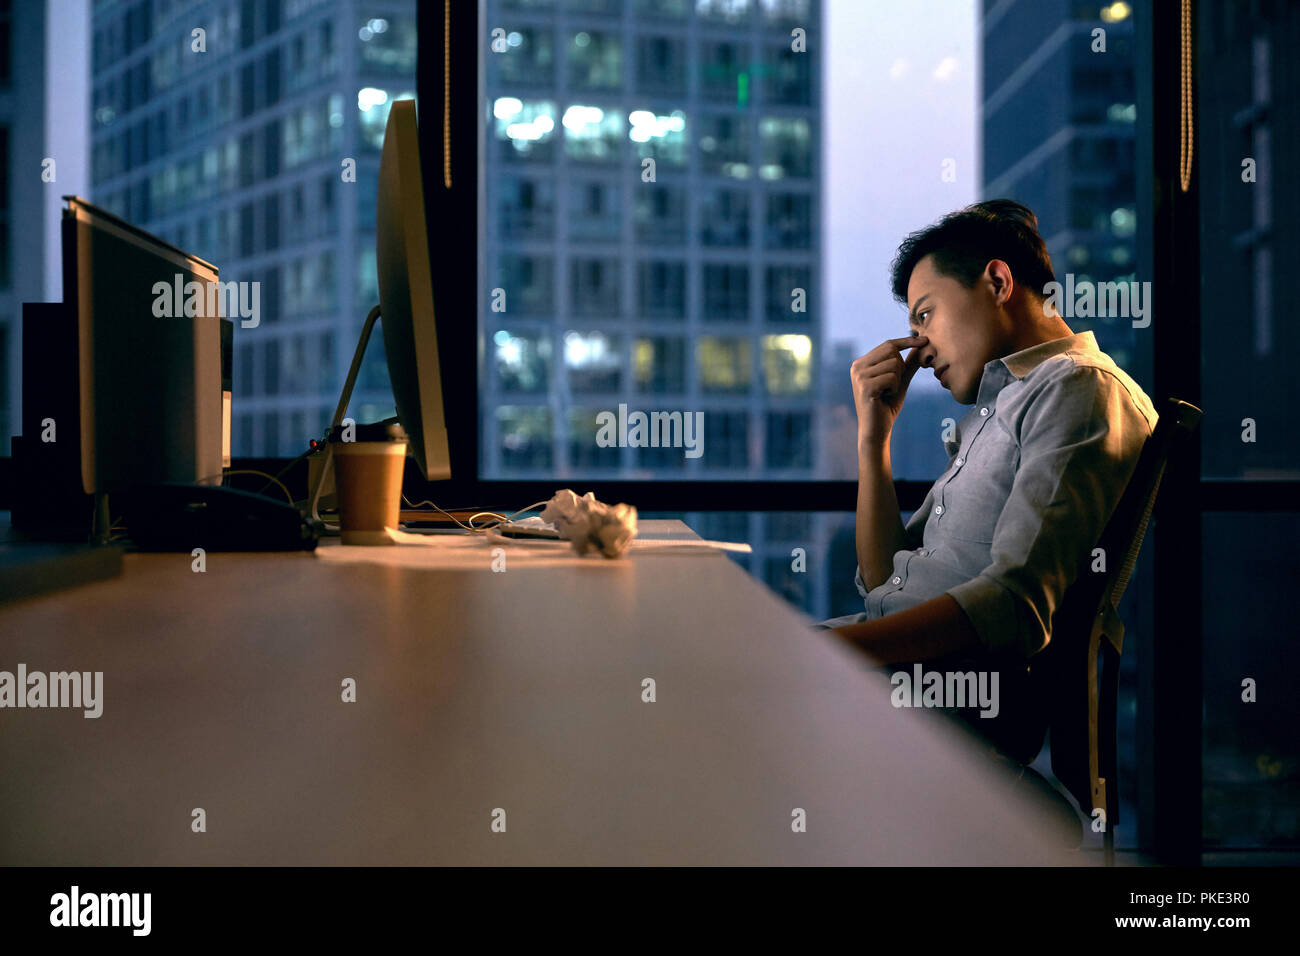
[820,199,1157,762]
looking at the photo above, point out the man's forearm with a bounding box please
[856,441,909,591]
[830,593,981,665]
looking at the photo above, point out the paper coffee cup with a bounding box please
[332,422,408,546]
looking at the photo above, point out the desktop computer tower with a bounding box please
[10,300,233,542]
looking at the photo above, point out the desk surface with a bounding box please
[0,519,1074,864]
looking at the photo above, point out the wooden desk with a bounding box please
[0,519,1075,864]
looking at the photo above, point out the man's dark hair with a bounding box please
[889,199,1057,304]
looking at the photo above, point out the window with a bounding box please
[699,189,750,246]
[564,330,622,393]
[636,36,686,95]
[567,30,621,90]
[634,336,686,393]
[568,180,620,241]
[697,336,751,393]
[634,186,686,243]
[495,26,555,87]
[499,177,555,239]
[493,331,551,392]
[638,261,686,319]
[570,258,620,316]
[702,264,749,321]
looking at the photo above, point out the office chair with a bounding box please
[1028,397,1202,865]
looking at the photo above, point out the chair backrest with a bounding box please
[1034,397,1202,815]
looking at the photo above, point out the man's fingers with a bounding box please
[886,335,926,347]
[861,369,900,399]
[900,351,923,389]
[854,335,927,369]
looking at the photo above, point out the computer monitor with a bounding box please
[375,98,451,481]
[310,98,454,519]
[318,98,450,491]
[61,197,229,536]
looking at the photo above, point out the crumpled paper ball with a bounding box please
[540,489,638,558]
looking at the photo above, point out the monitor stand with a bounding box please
[307,304,384,522]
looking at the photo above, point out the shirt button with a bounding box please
[955,457,964,466]
[934,506,944,515]
[980,407,989,416]
[892,576,901,584]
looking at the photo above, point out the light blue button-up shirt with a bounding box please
[830,331,1157,664]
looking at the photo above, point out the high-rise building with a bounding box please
[0,0,91,444]
[88,0,417,457]
[981,0,1143,376]
[482,0,823,481]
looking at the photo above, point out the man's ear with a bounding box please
[985,259,1014,305]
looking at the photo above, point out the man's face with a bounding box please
[905,254,1011,405]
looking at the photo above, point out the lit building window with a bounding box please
[564,330,623,393]
[699,115,750,179]
[634,336,686,393]
[357,89,413,151]
[761,334,813,394]
[698,336,752,392]
[494,330,552,392]
[697,0,752,24]
[628,109,687,166]
[494,98,557,160]
[563,104,622,162]
[760,117,811,178]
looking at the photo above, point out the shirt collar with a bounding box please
[997,330,1099,380]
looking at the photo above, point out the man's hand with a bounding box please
[851,335,928,448]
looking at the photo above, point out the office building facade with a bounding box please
[1,0,91,445]
[484,0,833,614]
[482,0,823,481]
[981,0,1144,376]
[89,0,417,458]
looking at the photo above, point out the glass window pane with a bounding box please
[564,330,622,393]
[1199,13,1299,480]
[636,36,687,95]
[493,330,552,392]
[1202,513,1300,848]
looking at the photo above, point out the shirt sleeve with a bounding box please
[946,366,1151,662]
